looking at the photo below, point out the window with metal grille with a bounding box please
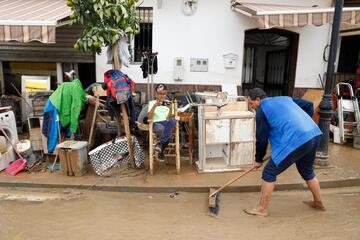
[130,7,153,62]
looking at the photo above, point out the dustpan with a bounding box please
[5,159,26,176]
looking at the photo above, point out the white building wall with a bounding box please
[291,24,331,88]
[96,0,333,92]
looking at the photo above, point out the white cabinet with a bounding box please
[196,102,255,173]
[205,119,230,144]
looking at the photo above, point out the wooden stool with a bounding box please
[178,112,195,165]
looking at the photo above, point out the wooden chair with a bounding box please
[149,100,181,175]
[137,100,180,175]
[177,112,195,165]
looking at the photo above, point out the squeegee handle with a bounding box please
[209,166,256,197]
[209,156,271,198]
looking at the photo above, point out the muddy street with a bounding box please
[0,187,359,240]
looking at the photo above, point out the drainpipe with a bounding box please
[316,0,343,166]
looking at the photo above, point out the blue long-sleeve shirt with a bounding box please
[255,98,315,163]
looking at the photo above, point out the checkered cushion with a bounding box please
[88,136,144,176]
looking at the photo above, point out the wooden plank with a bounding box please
[302,89,324,124]
[209,188,217,207]
[203,111,254,120]
[201,106,206,171]
[231,118,255,142]
[302,89,324,109]
[113,45,135,168]
[149,120,154,175]
[204,101,248,113]
[188,114,194,165]
[82,104,96,142]
[230,142,254,166]
[92,85,107,97]
[87,96,99,149]
[205,119,230,144]
[175,100,180,174]
[196,166,244,173]
[228,119,232,169]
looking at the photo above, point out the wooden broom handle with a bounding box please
[209,156,271,197]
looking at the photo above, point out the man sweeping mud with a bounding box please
[244,88,326,217]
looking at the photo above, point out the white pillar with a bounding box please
[56,62,63,85]
[0,61,4,95]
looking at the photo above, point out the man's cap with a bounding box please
[155,83,167,92]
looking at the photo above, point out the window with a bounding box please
[130,7,153,62]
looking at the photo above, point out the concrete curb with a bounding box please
[0,178,360,193]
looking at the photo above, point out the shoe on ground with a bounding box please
[155,143,162,153]
[158,152,165,162]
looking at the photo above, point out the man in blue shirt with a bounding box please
[244,88,325,217]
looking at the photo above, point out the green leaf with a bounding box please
[125,26,132,33]
[72,0,141,53]
[120,5,128,18]
[114,9,120,17]
[105,8,111,17]
[111,34,119,44]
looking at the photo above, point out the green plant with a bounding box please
[68,0,140,54]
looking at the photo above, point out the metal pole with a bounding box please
[316,0,344,166]
[150,54,155,100]
[146,55,150,102]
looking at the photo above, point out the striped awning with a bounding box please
[0,0,70,43]
[231,1,360,29]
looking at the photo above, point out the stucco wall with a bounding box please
[96,0,333,92]
[291,24,331,88]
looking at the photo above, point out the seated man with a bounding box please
[147,84,176,161]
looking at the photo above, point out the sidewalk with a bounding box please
[0,143,358,193]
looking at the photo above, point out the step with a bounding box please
[344,121,358,125]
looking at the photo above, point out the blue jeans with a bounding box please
[262,136,321,182]
[153,118,176,147]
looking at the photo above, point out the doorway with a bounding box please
[78,63,96,90]
[242,29,299,96]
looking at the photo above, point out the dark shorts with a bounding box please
[262,136,321,182]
